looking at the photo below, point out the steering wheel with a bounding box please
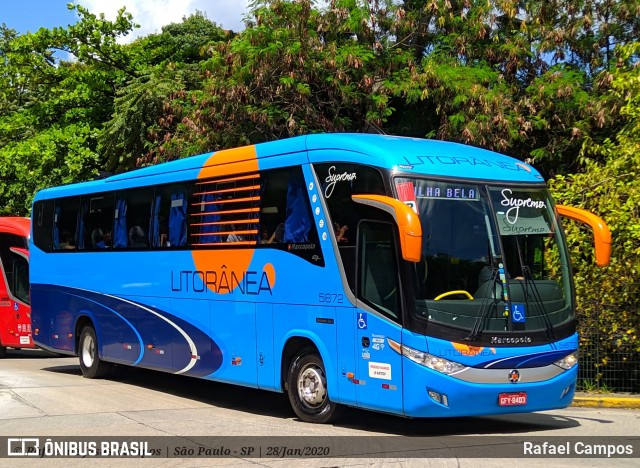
[434,290,474,301]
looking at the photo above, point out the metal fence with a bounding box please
[577,293,640,393]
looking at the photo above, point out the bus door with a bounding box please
[354,220,404,413]
[0,247,32,351]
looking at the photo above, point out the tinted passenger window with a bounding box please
[191,173,260,246]
[114,189,153,249]
[53,197,81,250]
[186,167,322,264]
[151,184,192,247]
[315,163,386,288]
[33,200,54,251]
[315,163,386,246]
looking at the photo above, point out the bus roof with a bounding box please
[34,134,543,200]
[304,134,543,182]
[0,217,30,237]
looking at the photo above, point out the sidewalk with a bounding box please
[572,392,640,409]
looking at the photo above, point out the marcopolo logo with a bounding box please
[7,438,40,457]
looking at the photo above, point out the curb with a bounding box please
[572,395,640,409]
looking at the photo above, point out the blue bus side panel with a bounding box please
[355,312,403,414]
[256,303,277,391]
[334,306,357,406]
[31,286,75,353]
[206,300,258,387]
[272,304,338,398]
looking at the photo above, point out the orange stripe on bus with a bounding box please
[196,173,259,185]
[193,196,261,206]
[191,219,257,227]
[191,208,259,216]
[191,230,258,237]
[193,185,261,196]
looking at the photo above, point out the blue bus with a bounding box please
[30,134,610,423]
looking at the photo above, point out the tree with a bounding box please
[99,13,230,171]
[142,0,415,163]
[0,4,137,215]
[549,43,640,389]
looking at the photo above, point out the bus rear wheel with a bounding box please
[0,345,6,358]
[78,326,111,378]
[287,350,340,423]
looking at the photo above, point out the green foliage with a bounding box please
[143,0,414,162]
[578,379,613,394]
[0,123,99,215]
[549,43,640,380]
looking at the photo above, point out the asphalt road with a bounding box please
[1,348,638,467]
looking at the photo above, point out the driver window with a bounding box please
[357,220,400,321]
[11,253,29,304]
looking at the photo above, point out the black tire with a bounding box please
[0,345,6,359]
[287,349,341,423]
[78,326,111,378]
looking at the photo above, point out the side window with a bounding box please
[114,189,153,249]
[315,163,386,289]
[53,197,81,250]
[83,194,115,250]
[0,233,29,303]
[259,167,322,264]
[315,163,386,246]
[33,200,54,252]
[258,171,286,245]
[190,173,260,246]
[357,221,401,321]
[184,167,322,264]
[151,184,192,248]
[10,252,29,304]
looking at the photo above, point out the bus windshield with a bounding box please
[395,178,573,341]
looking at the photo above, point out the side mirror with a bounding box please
[352,195,422,262]
[556,205,611,267]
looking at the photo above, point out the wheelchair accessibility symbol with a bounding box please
[511,304,526,323]
[357,313,368,330]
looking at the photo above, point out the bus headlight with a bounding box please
[554,351,579,370]
[392,340,467,375]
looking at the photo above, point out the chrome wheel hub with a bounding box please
[81,334,95,368]
[297,364,327,407]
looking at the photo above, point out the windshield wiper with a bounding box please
[465,267,500,341]
[513,238,555,339]
[520,266,556,339]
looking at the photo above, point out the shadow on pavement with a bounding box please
[37,362,582,436]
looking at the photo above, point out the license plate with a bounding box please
[498,392,527,406]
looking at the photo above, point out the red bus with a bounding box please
[0,217,33,357]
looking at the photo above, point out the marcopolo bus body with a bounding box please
[29,134,610,422]
[0,217,33,357]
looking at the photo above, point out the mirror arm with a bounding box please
[556,205,611,267]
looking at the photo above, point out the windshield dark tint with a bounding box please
[395,178,573,341]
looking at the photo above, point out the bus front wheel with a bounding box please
[287,350,340,423]
[0,345,6,358]
[78,326,111,378]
